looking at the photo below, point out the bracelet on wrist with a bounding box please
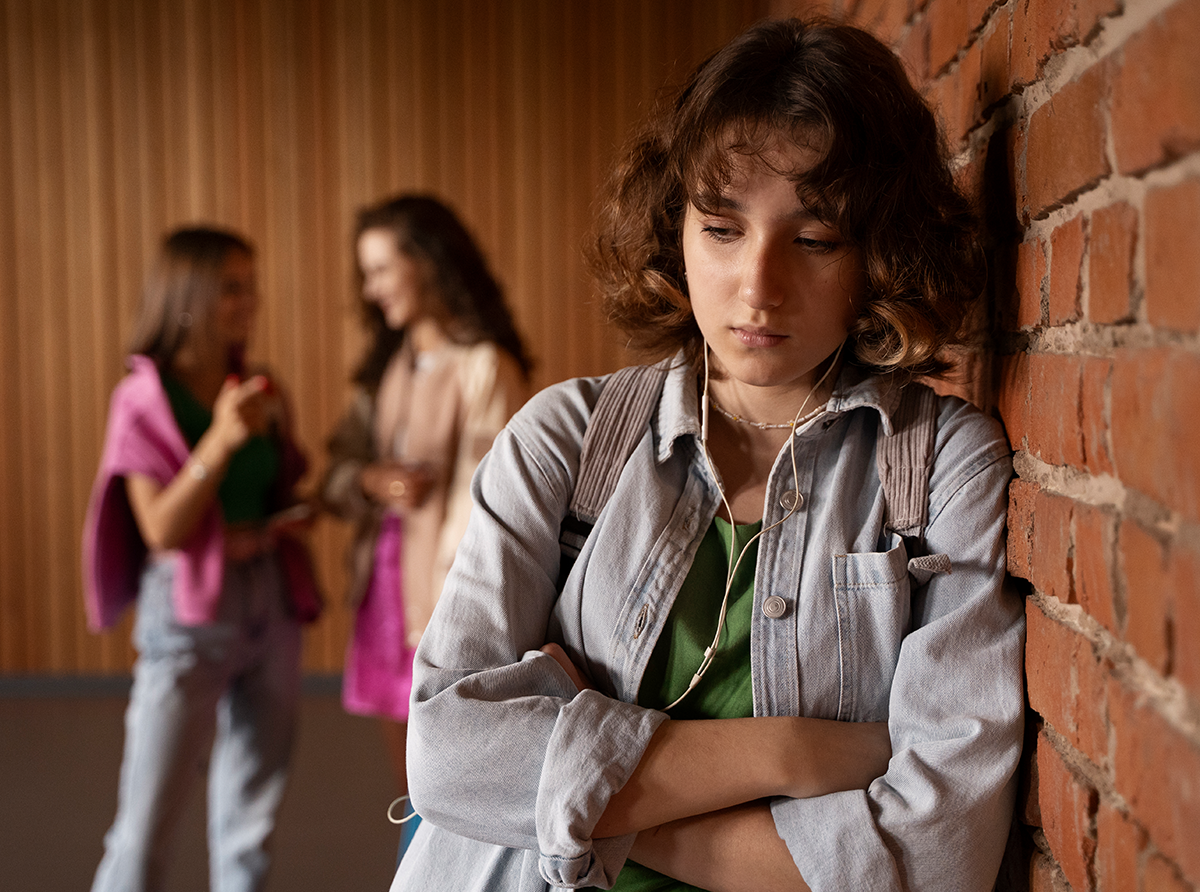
[188,458,210,482]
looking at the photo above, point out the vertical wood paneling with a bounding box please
[0,0,22,671]
[0,0,769,675]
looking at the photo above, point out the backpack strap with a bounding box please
[876,382,949,582]
[558,364,668,584]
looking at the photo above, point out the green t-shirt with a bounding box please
[605,516,761,892]
[161,373,280,525]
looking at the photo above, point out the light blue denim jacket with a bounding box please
[396,359,1024,892]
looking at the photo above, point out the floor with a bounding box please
[0,677,400,892]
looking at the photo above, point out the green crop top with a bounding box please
[161,373,281,525]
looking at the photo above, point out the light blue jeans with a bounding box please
[91,552,302,892]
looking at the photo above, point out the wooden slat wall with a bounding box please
[0,0,769,675]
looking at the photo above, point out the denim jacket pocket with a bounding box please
[831,542,911,722]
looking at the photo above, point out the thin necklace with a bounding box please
[708,396,826,430]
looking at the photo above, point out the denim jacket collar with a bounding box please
[651,351,905,464]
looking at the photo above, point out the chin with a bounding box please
[722,357,793,388]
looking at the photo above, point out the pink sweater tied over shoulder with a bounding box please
[81,355,321,630]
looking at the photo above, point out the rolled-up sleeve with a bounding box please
[406,383,668,888]
[774,410,1025,891]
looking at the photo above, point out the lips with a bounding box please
[732,326,787,348]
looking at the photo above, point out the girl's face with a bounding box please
[682,140,865,401]
[212,249,259,349]
[357,227,431,331]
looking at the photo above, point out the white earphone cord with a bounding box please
[664,340,844,711]
[387,795,419,824]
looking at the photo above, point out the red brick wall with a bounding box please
[776,0,1200,887]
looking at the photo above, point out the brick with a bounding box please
[1049,213,1085,325]
[1144,178,1200,333]
[928,0,971,75]
[997,351,1031,453]
[1031,488,1076,603]
[1143,854,1193,892]
[1122,522,1200,696]
[849,0,911,46]
[1109,679,1200,885]
[967,0,994,39]
[1026,599,1108,763]
[927,42,983,149]
[1028,352,1085,468]
[1111,348,1200,522]
[1120,520,1172,674]
[1026,601,1071,727]
[1172,545,1200,697]
[1095,801,1144,892]
[1074,503,1117,636]
[1087,202,1137,325]
[1013,0,1082,86]
[1080,357,1114,476]
[1008,477,1037,579]
[897,15,930,83]
[980,7,1012,111]
[964,0,993,34]
[1037,728,1099,892]
[1016,237,1047,328]
[1111,0,1200,176]
[958,39,983,138]
[1024,61,1112,218]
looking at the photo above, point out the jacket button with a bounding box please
[762,595,787,619]
[779,490,803,511]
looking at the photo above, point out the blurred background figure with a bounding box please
[82,227,322,892]
[320,195,531,855]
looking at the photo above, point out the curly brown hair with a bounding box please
[590,17,986,378]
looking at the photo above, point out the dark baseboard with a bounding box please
[0,674,343,698]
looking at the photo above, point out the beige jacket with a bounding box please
[322,340,527,647]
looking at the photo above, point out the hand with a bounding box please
[210,374,271,453]
[784,718,892,800]
[360,461,434,510]
[267,500,318,537]
[540,643,594,693]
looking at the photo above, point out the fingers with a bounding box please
[540,643,594,693]
[214,374,267,412]
[211,375,273,449]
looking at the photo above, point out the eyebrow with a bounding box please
[694,194,822,223]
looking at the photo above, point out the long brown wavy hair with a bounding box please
[352,195,532,389]
[590,17,986,379]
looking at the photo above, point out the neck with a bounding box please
[170,341,236,408]
[704,343,845,429]
[408,316,450,355]
[707,373,834,430]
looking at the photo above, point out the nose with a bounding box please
[739,240,787,310]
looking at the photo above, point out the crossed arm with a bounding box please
[541,643,891,892]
